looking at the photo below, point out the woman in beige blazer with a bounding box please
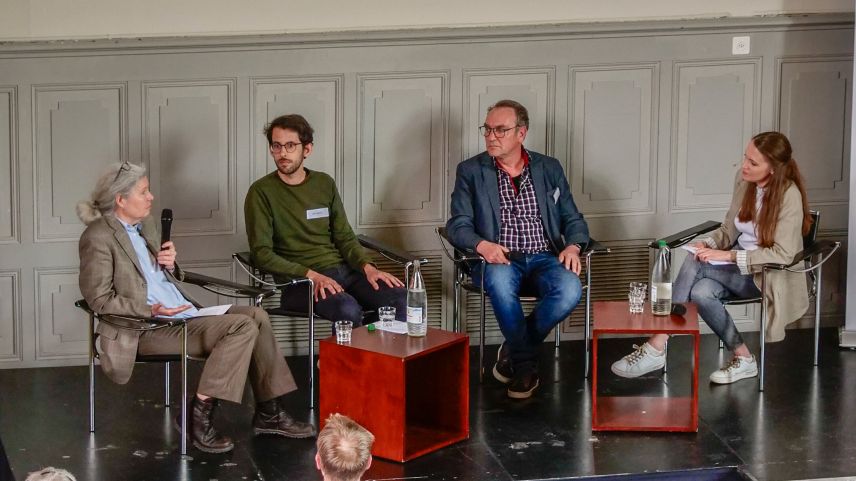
[612,132,812,384]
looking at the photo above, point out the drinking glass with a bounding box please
[335,320,353,343]
[628,282,647,313]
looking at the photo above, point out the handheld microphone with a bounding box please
[160,208,173,248]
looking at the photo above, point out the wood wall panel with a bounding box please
[143,80,235,236]
[778,58,852,206]
[357,72,448,227]
[33,84,125,242]
[571,65,658,217]
[672,61,760,212]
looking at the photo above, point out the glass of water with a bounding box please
[378,306,396,328]
[335,320,353,343]
[628,282,647,313]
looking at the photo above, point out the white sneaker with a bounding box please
[611,343,666,378]
[709,355,758,384]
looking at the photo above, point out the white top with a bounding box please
[734,186,764,252]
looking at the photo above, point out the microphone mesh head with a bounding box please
[161,208,173,221]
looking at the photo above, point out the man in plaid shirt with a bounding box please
[446,100,590,399]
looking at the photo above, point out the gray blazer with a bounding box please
[78,215,199,384]
[707,174,809,343]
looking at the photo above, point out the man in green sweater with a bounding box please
[245,114,405,325]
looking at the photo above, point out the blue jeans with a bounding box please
[471,252,582,372]
[280,264,406,326]
[673,256,761,351]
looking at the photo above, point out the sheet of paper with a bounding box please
[192,304,232,317]
[372,320,409,334]
[680,245,734,265]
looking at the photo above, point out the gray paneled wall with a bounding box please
[0,15,851,367]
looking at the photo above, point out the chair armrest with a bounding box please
[182,270,275,301]
[583,238,610,255]
[74,300,186,331]
[435,226,485,265]
[649,221,722,249]
[100,313,187,330]
[781,240,842,273]
[357,234,426,266]
[234,251,254,270]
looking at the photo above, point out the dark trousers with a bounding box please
[281,264,406,326]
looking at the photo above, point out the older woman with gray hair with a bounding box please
[77,162,315,454]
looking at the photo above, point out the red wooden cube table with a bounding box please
[319,326,469,462]
[592,300,700,432]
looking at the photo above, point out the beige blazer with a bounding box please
[707,173,809,342]
[78,215,199,384]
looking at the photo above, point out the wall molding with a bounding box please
[0,14,852,57]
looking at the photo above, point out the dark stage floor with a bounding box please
[2,327,856,481]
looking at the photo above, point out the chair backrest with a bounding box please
[804,210,820,249]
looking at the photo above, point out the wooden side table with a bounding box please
[319,326,469,462]
[592,301,700,432]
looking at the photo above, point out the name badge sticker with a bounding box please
[306,207,330,220]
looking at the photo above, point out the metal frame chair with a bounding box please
[435,226,610,381]
[76,273,273,456]
[233,234,426,408]
[652,210,841,391]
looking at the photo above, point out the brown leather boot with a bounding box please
[253,397,316,438]
[190,397,234,453]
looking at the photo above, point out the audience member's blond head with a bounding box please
[315,413,375,481]
[24,467,76,481]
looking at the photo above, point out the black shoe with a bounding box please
[507,370,540,400]
[186,397,234,453]
[492,342,513,384]
[253,398,317,439]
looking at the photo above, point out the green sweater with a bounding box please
[245,170,371,279]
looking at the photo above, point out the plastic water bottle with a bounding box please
[406,260,428,337]
[651,240,672,316]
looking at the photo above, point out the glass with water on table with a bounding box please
[628,282,647,313]
[335,320,353,343]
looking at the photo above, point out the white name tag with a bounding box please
[306,207,330,220]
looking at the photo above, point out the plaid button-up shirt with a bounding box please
[496,153,550,253]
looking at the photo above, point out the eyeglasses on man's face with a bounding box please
[269,142,303,154]
[479,125,519,138]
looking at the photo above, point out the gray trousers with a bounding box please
[137,306,297,404]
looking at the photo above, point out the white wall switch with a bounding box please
[732,36,750,55]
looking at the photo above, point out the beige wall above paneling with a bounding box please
[1,0,852,41]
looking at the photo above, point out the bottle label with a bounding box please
[406,307,423,324]
[651,285,657,301]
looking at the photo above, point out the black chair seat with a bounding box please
[723,297,762,306]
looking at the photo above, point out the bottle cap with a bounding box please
[657,240,667,248]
